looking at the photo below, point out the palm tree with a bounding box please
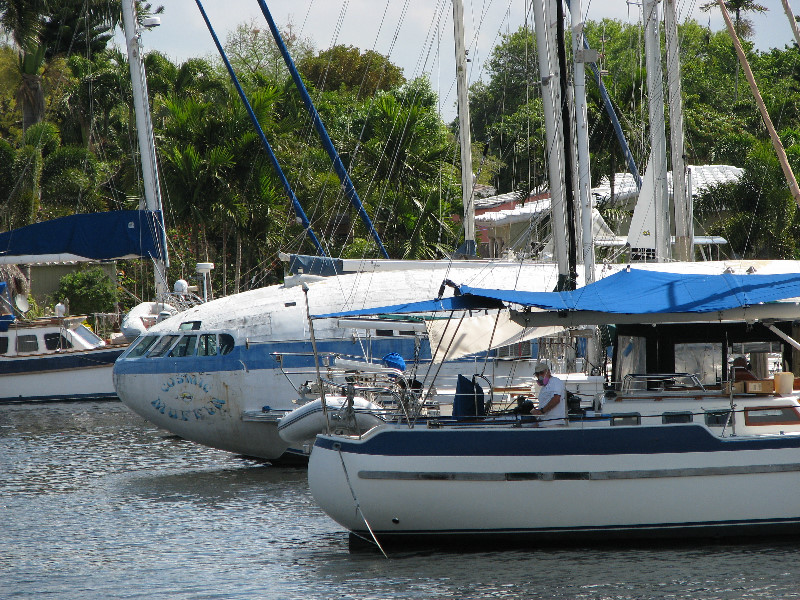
[701,1,768,101]
[1,0,46,132]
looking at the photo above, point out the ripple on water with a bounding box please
[3,402,800,600]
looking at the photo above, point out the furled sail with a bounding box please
[0,210,165,265]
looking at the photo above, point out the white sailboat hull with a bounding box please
[0,350,121,402]
[309,423,800,543]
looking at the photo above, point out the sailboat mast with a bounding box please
[643,0,670,262]
[570,0,595,284]
[665,0,692,262]
[555,0,578,289]
[452,0,476,257]
[121,0,169,295]
[532,0,570,286]
[783,0,800,47]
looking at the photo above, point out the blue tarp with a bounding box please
[313,294,504,319]
[314,269,800,318]
[460,269,800,314]
[0,210,164,263]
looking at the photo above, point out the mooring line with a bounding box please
[336,449,388,558]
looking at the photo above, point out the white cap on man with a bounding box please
[534,361,550,375]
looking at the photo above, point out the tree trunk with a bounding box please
[235,231,242,294]
[221,223,228,297]
[17,73,45,133]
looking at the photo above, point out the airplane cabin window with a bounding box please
[218,334,234,355]
[197,334,218,356]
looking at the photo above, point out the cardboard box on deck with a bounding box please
[745,379,774,394]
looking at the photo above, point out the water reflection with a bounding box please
[4,402,800,600]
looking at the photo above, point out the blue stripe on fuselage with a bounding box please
[112,337,428,375]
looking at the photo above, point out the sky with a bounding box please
[128,0,798,120]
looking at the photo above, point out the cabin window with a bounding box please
[197,334,217,356]
[168,335,198,357]
[179,321,201,330]
[218,334,234,355]
[744,406,800,426]
[617,336,646,384]
[44,333,72,351]
[16,335,38,353]
[662,411,693,424]
[127,335,158,358]
[375,330,394,337]
[705,410,733,427]
[674,343,723,385]
[0,336,8,354]
[497,340,533,359]
[610,413,641,426]
[147,334,180,357]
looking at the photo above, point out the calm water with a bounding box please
[3,402,800,600]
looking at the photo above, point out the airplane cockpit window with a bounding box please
[126,335,158,358]
[197,334,217,356]
[218,334,234,355]
[147,334,180,357]
[168,335,198,357]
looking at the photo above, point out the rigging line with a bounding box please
[194,0,326,257]
[324,0,402,260]
[335,449,388,558]
[257,0,389,258]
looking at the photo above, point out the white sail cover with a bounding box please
[426,311,562,363]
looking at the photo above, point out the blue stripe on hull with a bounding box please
[0,348,125,375]
[315,424,800,456]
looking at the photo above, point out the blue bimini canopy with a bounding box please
[0,210,164,264]
[460,269,800,314]
[314,268,800,319]
[313,294,505,319]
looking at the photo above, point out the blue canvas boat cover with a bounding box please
[0,210,164,264]
[460,269,800,314]
[313,268,800,318]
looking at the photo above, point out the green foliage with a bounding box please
[56,266,118,315]
[298,45,405,98]
[41,145,104,211]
